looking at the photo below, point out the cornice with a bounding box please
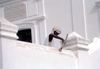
[64,32,89,51]
[0,17,18,39]
[13,15,46,25]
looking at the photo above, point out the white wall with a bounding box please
[1,37,100,69]
[44,0,99,47]
[44,0,73,48]
[0,0,47,45]
[0,39,2,69]
[78,49,100,69]
[1,38,77,69]
[85,0,99,42]
[0,0,99,46]
[0,7,100,69]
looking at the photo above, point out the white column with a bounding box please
[0,17,18,69]
[0,39,2,69]
[82,0,88,39]
[95,1,100,38]
[63,32,89,69]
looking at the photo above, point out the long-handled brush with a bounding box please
[58,34,68,52]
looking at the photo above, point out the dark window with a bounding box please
[17,29,32,43]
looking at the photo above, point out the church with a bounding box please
[0,0,100,69]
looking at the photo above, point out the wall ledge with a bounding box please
[17,41,76,57]
[13,15,46,25]
[0,17,18,39]
[64,32,89,51]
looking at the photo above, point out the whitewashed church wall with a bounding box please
[1,35,100,69]
[0,0,47,45]
[1,39,77,69]
[38,20,47,45]
[1,38,18,69]
[85,0,99,42]
[44,0,73,48]
[78,50,100,69]
[0,39,2,69]
[44,0,100,46]
[0,0,99,45]
[71,0,86,38]
[0,9,3,17]
[27,0,38,16]
[37,0,45,15]
[44,0,73,34]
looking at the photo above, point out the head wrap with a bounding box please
[51,26,61,34]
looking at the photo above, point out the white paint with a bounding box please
[0,39,3,69]
[96,1,100,37]
[78,50,100,69]
[0,17,100,69]
[95,0,100,6]
[0,0,30,7]
[42,0,47,38]
[64,32,89,51]
[98,7,100,34]
[88,37,100,55]
[82,0,88,39]
[27,0,38,16]
[0,0,99,46]
[70,0,74,31]
[68,32,84,38]
[34,22,38,44]
[1,39,77,69]
[85,0,99,42]
[0,17,18,39]
[0,0,99,45]
[31,23,35,43]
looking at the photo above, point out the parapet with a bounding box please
[0,17,18,39]
[64,32,89,51]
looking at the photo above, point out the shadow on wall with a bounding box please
[89,5,98,14]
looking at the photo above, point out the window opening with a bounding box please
[17,29,32,43]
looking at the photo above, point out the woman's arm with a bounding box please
[49,34,65,43]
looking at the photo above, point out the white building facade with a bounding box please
[0,0,100,47]
[0,0,100,69]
